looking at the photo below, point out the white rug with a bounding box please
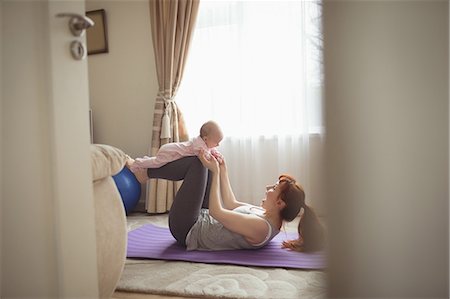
[117,259,326,299]
[116,214,327,299]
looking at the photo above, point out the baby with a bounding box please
[130,120,224,173]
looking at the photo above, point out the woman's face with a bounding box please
[261,181,284,209]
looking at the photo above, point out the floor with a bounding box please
[112,292,188,299]
[112,212,304,299]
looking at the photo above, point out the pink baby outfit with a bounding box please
[131,136,222,171]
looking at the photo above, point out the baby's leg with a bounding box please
[130,144,184,171]
[134,156,156,167]
[126,158,150,184]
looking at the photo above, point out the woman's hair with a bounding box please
[278,174,325,252]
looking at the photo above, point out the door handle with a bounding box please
[56,13,94,37]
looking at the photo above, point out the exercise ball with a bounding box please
[112,167,141,215]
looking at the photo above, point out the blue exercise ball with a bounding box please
[112,167,141,215]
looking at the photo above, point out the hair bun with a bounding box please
[281,187,304,221]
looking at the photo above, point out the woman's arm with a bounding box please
[199,151,268,245]
[218,159,248,210]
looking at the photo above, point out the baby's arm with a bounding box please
[210,149,224,164]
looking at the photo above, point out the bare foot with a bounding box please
[125,155,149,184]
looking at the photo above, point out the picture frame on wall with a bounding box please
[86,9,109,55]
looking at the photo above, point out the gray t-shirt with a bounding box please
[185,205,280,251]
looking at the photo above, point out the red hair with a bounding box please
[278,174,325,252]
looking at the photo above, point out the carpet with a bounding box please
[127,224,326,269]
[116,259,326,299]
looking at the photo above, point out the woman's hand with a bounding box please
[218,155,227,172]
[199,149,220,174]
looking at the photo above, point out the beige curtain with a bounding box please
[146,0,199,213]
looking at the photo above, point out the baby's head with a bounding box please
[200,121,223,148]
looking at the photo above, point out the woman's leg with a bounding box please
[145,157,209,245]
[201,170,212,209]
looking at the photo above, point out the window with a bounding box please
[177,0,324,205]
[177,0,323,138]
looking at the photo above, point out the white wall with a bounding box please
[324,1,448,297]
[0,1,3,296]
[2,1,98,297]
[86,0,158,158]
[3,3,59,296]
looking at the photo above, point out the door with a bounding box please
[2,1,98,297]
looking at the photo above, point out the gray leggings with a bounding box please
[146,156,211,246]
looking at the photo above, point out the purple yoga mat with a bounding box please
[127,224,326,270]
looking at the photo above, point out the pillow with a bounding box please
[91,144,127,181]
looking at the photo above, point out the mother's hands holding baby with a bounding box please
[199,149,220,173]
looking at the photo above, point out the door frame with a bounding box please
[2,1,99,297]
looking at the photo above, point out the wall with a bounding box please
[3,3,59,296]
[2,1,98,297]
[324,1,448,297]
[0,1,3,296]
[86,0,157,159]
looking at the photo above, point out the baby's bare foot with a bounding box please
[126,156,149,184]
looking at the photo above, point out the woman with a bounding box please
[130,149,323,252]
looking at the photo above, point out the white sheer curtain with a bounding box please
[177,0,323,206]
